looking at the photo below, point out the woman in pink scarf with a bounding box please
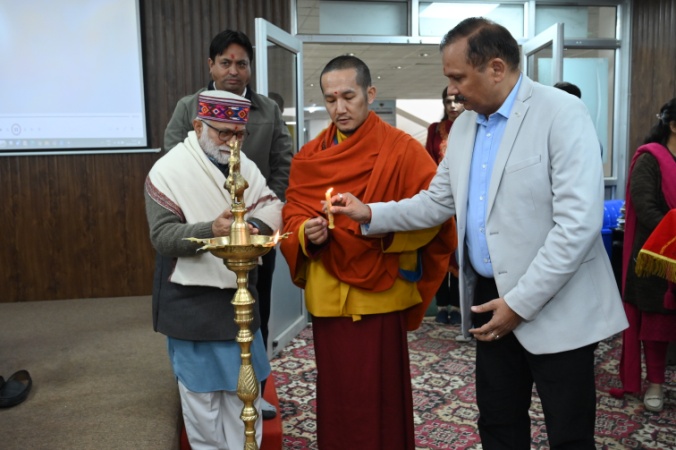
[611,97,676,412]
[424,88,464,326]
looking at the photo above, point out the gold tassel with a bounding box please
[636,250,676,283]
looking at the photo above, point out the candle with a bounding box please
[325,187,335,229]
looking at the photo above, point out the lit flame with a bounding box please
[271,230,281,245]
[325,187,335,229]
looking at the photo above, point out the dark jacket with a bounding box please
[624,152,674,313]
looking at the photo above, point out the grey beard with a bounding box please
[198,127,230,165]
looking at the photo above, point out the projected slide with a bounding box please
[0,0,147,153]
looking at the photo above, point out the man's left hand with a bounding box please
[469,298,522,342]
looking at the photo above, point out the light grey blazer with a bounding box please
[367,75,627,355]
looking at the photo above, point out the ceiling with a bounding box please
[294,0,449,110]
[301,42,449,108]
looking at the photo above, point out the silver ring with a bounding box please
[495,334,500,340]
[338,193,344,201]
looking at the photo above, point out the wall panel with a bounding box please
[0,0,290,302]
[628,0,676,167]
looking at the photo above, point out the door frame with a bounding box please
[254,18,308,358]
[521,22,564,84]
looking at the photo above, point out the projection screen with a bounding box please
[0,0,152,156]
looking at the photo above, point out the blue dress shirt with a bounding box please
[466,75,523,278]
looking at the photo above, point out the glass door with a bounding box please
[254,18,307,358]
[521,23,563,85]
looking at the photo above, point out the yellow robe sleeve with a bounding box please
[304,226,442,320]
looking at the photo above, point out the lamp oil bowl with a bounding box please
[187,234,287,262]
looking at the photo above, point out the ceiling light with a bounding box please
[419,3,499,19]
[304,104,327,114]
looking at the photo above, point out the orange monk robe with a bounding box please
[281,111,457,330]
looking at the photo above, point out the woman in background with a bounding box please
[611,97,676,412]
[425,88,464,326]
[425,87,464,164]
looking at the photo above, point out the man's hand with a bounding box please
[213,211,259,237]
[469,297,523,342]
[330,192,371,224]
[212,210,234,237]
[305,217,329,245]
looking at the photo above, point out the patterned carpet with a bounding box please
[270,319,676,450]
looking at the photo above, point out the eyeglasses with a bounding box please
[200,120,249,142]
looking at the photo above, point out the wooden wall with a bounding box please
[0,0,290,302]
[628,0,676,162]
[143,0,291,149]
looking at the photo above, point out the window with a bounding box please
[536,6,617,39]
[419,2,525,38]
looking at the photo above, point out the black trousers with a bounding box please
[258,248,276,349]
[472,275,598,450]
[435,272,460,308]
[257,249,276,396]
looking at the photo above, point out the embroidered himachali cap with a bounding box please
[197,90,250,124]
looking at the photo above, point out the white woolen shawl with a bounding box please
[147,131,283,289]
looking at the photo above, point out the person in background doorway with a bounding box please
[610,97,676,413]
[164,30,293,419]
[425,87,465,164]
[553,81,582,98]
[268,91,285,114]
[425,87,465,327]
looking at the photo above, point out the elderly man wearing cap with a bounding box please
[145,90,282,450]
[165,34,293,411]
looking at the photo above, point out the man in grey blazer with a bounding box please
[333,17,628,450]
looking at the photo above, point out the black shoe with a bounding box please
[0,370,32,408]
[261,398,277,420]
[434,309,450,324]
[448,310,461,325]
